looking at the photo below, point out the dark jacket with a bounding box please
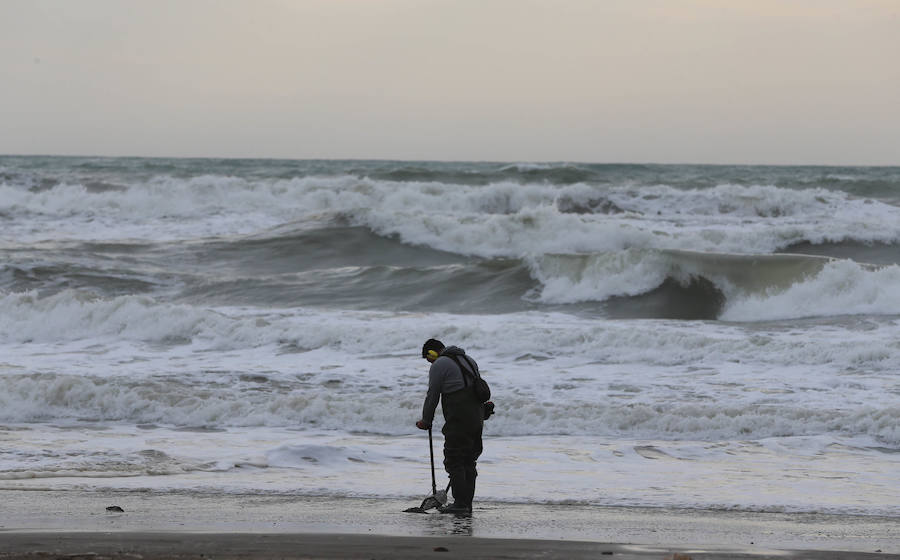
[421,346,479,427]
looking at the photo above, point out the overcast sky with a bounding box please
[2,0,898,165]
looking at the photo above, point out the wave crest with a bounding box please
[4,173,900,257]
[529,249,900,321]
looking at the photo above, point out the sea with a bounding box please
[1,156,899,517]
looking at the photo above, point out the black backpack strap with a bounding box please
[443,354,478,388]
[459,355,479,379]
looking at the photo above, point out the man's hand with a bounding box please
[416,420,430,430]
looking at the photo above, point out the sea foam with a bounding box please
[722,260,900,321]
[4,174,900,256]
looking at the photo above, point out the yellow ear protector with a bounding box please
[426,350,439,360]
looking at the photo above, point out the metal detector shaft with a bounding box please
[428,428,437,496]
[403,429,451,513]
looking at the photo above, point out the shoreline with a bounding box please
[1,490,897,558]
[1,532,897,560]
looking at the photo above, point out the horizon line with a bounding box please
[2,152,898,169]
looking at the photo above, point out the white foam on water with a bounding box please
[1,294,899,444]
[526,249,900,322]
[4,176,900,256]
[1,425,897,516]
[4,290,900,368]
[722,260,900,321]
[528,250,674,303]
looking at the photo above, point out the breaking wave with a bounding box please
[1,371,898,445]
[4,167,900,256]
[531,249,900,321]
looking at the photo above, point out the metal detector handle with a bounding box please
[428,428,437,495]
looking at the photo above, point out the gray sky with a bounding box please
[2,0,899,165]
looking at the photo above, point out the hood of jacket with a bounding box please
[440,345,466,357]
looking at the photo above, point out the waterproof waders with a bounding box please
[440,388,483,513]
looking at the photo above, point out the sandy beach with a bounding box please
[1,490,897,559]
[2,532,898,560]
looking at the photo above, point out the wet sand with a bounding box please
[2,532,898,560]
[0,490,897,559]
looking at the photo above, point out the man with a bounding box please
[415,338,483,515]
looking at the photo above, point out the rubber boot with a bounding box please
[438,502,472,515]
[439,471,472,514]
[462,465,477,509]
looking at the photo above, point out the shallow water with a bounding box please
[1,157,899,516]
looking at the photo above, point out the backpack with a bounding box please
[444,353,491,403]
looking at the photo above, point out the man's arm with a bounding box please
[417,360,445,429]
